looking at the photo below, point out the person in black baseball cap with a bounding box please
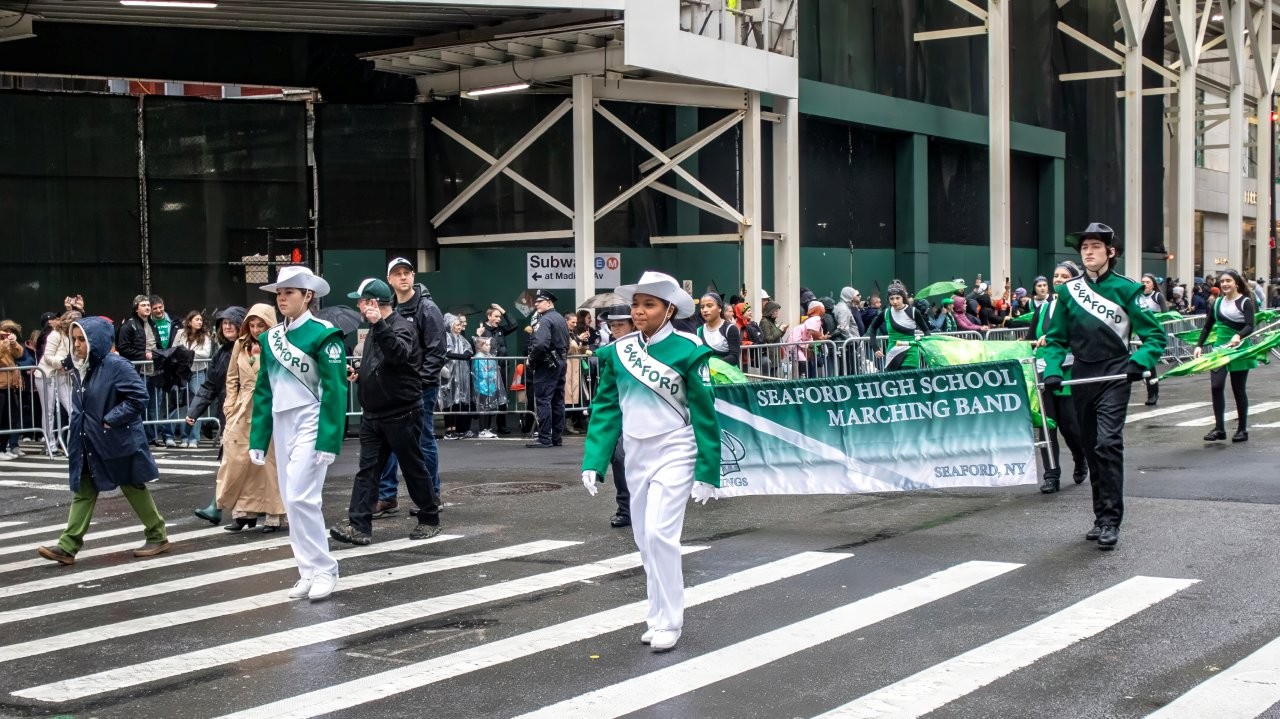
[601,304,636,527]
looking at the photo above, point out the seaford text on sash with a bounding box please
[752,367,1024,427]
[621,342,681,396]
[1072,279,1126,325]
[271,331,311,373]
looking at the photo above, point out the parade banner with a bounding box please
[706,360,1038,499]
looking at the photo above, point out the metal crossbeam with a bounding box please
[437,230,573,246]
[594,110,745,220]
[430,100,572,228]
[431,118,574,221]
[1057,21,1124,65]
[914,25,987,42]
[593,102,746,225]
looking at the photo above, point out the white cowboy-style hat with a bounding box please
[615,270,695,319]
[260,265,331,298]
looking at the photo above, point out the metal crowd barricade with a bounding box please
[934,330,985,341]
[984,327,1030,342]
[0,365,55,457]
[129,360,220,446]
[1160,314,1204,364]
[741,339,842,380]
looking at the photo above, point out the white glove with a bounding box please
[690,482,716,505]
[314,451,337,467]
[248,449,266,466]
[581,470,600,497]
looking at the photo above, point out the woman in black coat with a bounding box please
[36,316,170,565]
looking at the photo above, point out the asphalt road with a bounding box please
[0,365,1276,719]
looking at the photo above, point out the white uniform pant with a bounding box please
[273,404,339,580]
[623,426,696,632]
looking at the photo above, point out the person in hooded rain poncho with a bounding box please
[37,317,170,566]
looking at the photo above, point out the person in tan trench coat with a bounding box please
[217,303,288,533]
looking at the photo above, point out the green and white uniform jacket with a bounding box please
[249,310,349,456]
[582,323,722,487]
[1041,269,1166,379]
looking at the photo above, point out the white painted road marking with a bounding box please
[0,539,579,663]
[0,522,87,543]
[1174,401,1280,427]
[814,575,1197,718]
[215,551,854,719]
[0,523,157,559]
[14,547,707,702]
[512,561,1023,719]
[1144,634,1280,718]
[1125,402,1209,424]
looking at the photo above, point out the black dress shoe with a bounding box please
[1073,466,1087,485]
[1096,525,1119,548]
[525,442,553,449]
[224,517,258,533]
[1232,429,1249,443]
[1085,525,1103,541]
[609,513,631,528]
[1203,428,1227,441]
[1039,476,1060,494]
[552,440,563,447]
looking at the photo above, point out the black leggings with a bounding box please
[1210,368,1249,430]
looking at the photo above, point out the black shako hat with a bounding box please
[1066,222,1122,255]
[533,289,558,303]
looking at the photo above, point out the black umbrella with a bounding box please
[314,305,362,336]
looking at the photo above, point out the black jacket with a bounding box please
[528,309,570,380]
[392,284,447,388]
[187,306,246,427]
[116,314,156,363]
[356,311,424,420]
[477,312,519,358]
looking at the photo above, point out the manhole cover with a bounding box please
[447,481,564,496]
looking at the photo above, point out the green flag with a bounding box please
[913,336,1053,430]
[1153,310,1185,324]
[708,357,749,385]
[1159,330,1279,379]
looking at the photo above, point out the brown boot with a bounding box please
[133,541,171,558]
[37,546,75,565]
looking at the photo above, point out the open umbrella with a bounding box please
[314,305,362,336]
[447,303,479,317]
[578,292,625,310]
[915,280,967,299]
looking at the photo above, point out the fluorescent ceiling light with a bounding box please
[120,1,219,8]
[462,82,530,98]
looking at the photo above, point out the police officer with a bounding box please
[1041,223,1166,550]
[526,290,570,449]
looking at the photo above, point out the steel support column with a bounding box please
[988,0,1012,290]
[742,91,764,312]
[572,74,596,306]
[772,96,801,322]
[1120,0,1145,279]
[1168,0,1208,286]
[1225,0,1247,271]
[1254,0,1276,278]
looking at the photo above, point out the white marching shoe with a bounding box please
[649,629,681,652]
[308,572,338,601]
[287,578,313,600]
[640,627,655,645]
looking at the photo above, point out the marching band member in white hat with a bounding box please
[248,266,349,601]
[580,271,722,652]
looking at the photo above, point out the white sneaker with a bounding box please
[649,629,681,652]
[164,438,177,448]
[478,429,497,439]
[308,572,338,601]
[640,627,655,645]
[0,451,13,461]
[287,578,313,600]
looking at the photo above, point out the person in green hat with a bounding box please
[330,278,442,547]
[1040,223,1165,550]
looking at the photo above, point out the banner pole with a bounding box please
[1023,357,1057,473]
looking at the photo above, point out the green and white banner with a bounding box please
[708,360,1039,499]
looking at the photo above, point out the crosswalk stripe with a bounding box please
[0,526,248,591]
[0,522,84,543]
[0,534,461,628]
[0,478,69,489]
[511,560,1023,719]
[216,551,855,719]
[1125,402,1210,424]
[1174,401,1280,427]
[0,523,166,559]
[1143,634,1280,718]
[153,458,221,468]
[813,575,1197,719]
[0,539,579,664]
[0,521,25,529]
[14,546,708,702]
[1254,421,1280,428]
[0,461,211,476]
